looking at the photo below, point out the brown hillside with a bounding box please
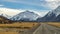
[0,16,13,24]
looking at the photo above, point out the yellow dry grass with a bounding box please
[47,22,60,27]
[0,22,40,34]
[0,22,40,29]
[0,32,18,34]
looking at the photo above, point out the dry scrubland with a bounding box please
[0,22,40,34]
[47,22,60,28]
[0,22,40,29]
[0,32,18,34]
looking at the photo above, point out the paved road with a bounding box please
[33,23,60,34]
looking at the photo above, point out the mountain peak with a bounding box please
[22,10,35,14]
[0,14,11,19]
[56,6,60,9]
[11,10,39,21]
[52,6,60,16]
[25,10,30,12]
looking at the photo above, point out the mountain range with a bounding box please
[37,6,60,22]
[0,6,60,22]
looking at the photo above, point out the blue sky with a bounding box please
[0,0,60,11]
[0,0,49,10]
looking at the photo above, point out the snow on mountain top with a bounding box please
[52,6,60,16]
[25,10,49,17]
[12,10,39,20]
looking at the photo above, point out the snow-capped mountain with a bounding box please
[43,6,60,17]
[52,6,60,16]
[37,6,60,22]
[0,7,24,19]
[0,14,12,19]
[10,10,39,21]
[37,12,55,21]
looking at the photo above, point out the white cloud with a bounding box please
[0,7,49,17]
[45,0,60,2]
[44,2,59,9]
[43,1,59,9]
[0,8,25,16]
[0,4,4,6]
[45,0,55,2]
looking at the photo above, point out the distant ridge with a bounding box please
[0,15,13,24]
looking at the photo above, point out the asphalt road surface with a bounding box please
[33,23,60,34]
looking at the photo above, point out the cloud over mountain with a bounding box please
[0,7,48,17]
